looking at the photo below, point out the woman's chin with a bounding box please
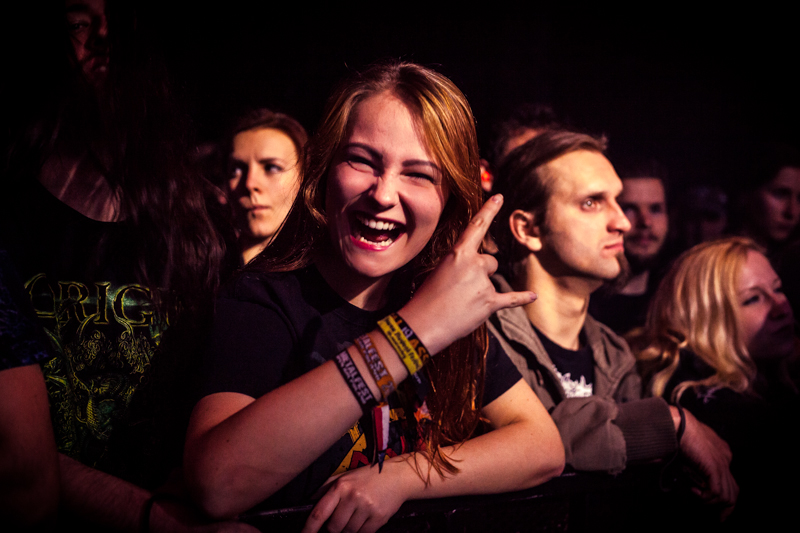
[342,256,399,282]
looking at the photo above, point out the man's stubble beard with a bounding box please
[626,250,660,276]
[603,251,631,293]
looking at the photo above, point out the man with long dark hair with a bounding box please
[1,1,245,530]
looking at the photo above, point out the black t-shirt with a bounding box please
[588,292,651,337]
[663,350,797,463]
[532,324,594,398]
[0,180,167,485]
[588,262,669,337]
[198,265,521,509]
[0,249,52,370]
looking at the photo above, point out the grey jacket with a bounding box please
[488,276,677,474]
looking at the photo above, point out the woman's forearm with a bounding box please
[399,379,564,499]
[185,337,410,519]
[185,197,539,519]
[303,380,564,533]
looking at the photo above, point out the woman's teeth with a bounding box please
[357,235,394,247]
[354,214,401,246]
[357,215,397,231]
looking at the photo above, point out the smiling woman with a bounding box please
[184,61,564,532]
[322,92,449,307]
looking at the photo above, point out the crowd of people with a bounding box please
[2,2,799,532]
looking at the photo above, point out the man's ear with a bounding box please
[509,209,543,252]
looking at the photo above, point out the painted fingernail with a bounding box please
[530,292,537,302]
[492,194,503,204]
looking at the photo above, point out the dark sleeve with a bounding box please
[677,386,767,459]
[483,332,523,405]
[196,295,299,401]
[0,250,51,371]
[612,363,678,464]
[615,397,677,464]
[553,324,677,473]
[550,395,677,474]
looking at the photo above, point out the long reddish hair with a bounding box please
[250,61,487,478]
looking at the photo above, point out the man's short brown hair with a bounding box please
[491,129,607,278]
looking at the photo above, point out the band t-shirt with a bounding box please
[0,180,166,485]
[197,265,521,509]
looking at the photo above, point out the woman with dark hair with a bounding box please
[632,237,799,528]
[733,143,800,257]
[185,61,564,531]
[225,109,307,264]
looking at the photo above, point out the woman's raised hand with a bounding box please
[401,194,536,355]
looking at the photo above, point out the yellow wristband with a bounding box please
[377,314,427,375]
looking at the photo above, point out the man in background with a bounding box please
[488,131,737,519]
[590,160,671,335]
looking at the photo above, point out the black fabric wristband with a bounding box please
[658,402,688,493]
[334,349,377,411]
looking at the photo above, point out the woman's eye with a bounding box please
[66,16,90,34]
[769,188,791,200]
[230,166,244,181]
[263,163,283,173]
[408,172,435,184]
[346,156,374,172]
[742,295,760,306]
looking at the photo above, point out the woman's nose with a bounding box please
[369,175,399,208]
[87,15,109,53]
[769,291,791,319]
[245,163,265,192]
[786,197,800,222]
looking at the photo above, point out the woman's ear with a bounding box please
[509,209,543,252]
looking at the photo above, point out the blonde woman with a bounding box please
[632,236,798,527]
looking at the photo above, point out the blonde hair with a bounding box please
[633,237,761,402]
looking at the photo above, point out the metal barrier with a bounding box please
[240,463,720,532]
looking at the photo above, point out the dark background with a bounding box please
[6,5,798,195]
[151,10,797,193]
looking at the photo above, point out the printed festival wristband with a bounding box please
[355,334,396,401]
[334,349,376,410]
[377,313,430,375]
